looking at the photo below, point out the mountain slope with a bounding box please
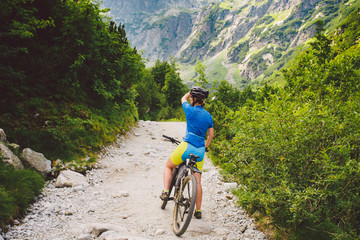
[101,0,360,88]
[101,0,223,61]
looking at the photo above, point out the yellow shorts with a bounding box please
[170,141,205,171]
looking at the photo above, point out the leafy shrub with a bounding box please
[0,0,143,161]
[0,187,16,226]
[209,9,360,239]
[0,163,45,227]
[136,58,188,121]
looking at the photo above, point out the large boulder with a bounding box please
[0,142,24,170]
[55,170,87,188]
[20,148,51,175]
[0,128,6,142]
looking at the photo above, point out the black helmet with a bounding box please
[190,86,209,99]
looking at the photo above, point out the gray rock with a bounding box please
[112,191,129,198]
[21,148,51,175]
[99,231,148,240]
[73,185,85,192]
[77,233,92,240]
[0,129,6,142]
[99,231,127,240]
[240,224,247,233]
[154,229,166,235]
[257,232,267,239]
[55,170,87,188]
[0,142,24,169]
[90,223,128,237]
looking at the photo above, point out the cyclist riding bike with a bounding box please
[160,86,214,219]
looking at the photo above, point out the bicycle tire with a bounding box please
[161,167,178,209]
[173,174,197,236]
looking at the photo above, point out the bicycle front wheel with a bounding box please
[173,174,197,236]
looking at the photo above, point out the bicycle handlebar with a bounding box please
[163,135,181,145]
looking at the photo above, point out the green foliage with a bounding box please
[0,163,45,227]
[135,58,188,121]
[162,61,187,109]
[151,59,171,89]
[191,60,209,86]
[211,80,277,110]
[135,69,163,120]
[256,15,275,26]
[333,8,360,50]
[209,9,360,239]
[0,0,144,161]
[230,40,249,63]
[252,26,266,37]
[0,186,16,226]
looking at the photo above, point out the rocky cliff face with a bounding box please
[101,0,222,61]
[101,0,359,87]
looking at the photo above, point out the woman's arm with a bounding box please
[181,92,191,104]
[205,127,214,149]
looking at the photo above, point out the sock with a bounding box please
[163,189,169,193]
[195,209,201,212]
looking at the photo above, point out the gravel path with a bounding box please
[2,121,267,240]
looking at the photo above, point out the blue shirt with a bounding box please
[182,102,213,147]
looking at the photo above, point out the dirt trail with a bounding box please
[3,121,267,240]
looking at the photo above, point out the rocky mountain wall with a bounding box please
[101,0,359,87]
[101,0,222,61]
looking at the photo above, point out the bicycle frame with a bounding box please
[173,156,199,198]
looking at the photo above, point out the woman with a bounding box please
[160,86,214,219]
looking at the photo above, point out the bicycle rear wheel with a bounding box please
[161,167,178,209]
[173,174,197,236]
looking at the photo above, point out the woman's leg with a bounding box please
[163,157,177,190]
[192,172,202,211]
[164,142,187,190]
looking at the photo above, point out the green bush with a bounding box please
[0,163,45,227]
[0,187,16,225]
[209,9,360,239]
[0,0,143,161]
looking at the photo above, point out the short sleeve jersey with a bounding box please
[182,102,214,148]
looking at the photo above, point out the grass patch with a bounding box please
[0,163,45,228]
[269,9,292,22]
[219,1,234,10]
[205,51,228,82]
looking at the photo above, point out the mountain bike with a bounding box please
[161,135,199,236]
